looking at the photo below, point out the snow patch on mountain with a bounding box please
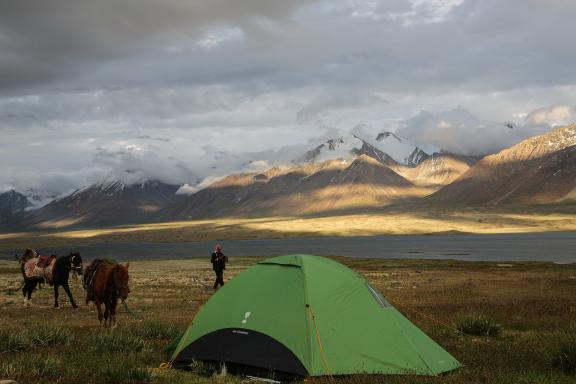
[370,130,430,166]
[297,128,432,167]
[22,188,60,209]
[298,135,366,164]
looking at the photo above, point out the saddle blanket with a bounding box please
[24,256,56,282]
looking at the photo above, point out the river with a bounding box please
[3,232,575,263]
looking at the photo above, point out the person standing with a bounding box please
[211,244,228,290]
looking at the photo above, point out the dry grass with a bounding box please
[1,257,575,383]
[2,206,576,252]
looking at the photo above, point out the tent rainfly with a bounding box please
[170,254,460,377]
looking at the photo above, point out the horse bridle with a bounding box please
[112,269,129,300]
[69,254,83,280]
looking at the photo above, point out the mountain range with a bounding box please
[427,124,576,205]
[0,190,31,225]
[2,124,575,230]
[8,180,184,230]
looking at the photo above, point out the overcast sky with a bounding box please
[1,0,575,196]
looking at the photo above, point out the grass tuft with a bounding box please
[552,339,576,374]
[128,321,182,341]
[99,356,155,383]
[0,326,73,354]
[91,330,146,353]
[457,316,501,337]
[0,330,31,353]
[0,355,62,379]
[28,326,74,347]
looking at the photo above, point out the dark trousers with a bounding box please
[213,269,224,289]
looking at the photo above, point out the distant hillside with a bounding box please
[0,190,30,224]
[427,124,576,205]
[395,153,481,189]
[158,155,424,219]
[6,125,576,229]
[14,180,184,229]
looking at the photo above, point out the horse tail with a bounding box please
[20,260,26,280]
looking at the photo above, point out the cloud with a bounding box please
[194,27,245,51]
[297,91,388,122]
[395,106,551,155]
[0,0,314,93]
[525,105,575,127]
[1,1,576,196]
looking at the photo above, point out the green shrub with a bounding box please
[457,316,501,337]
[91,331,146,353]
[0,330,31,353]
[552,341,576,374]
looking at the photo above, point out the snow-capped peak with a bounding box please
[297,134,365,164]
[297,129,430,167]
[93,179,126,194]
[366,130,429,166]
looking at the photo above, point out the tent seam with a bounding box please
[300,259,315,376]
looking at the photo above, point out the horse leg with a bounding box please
[111,300,117,328]
[23,281,36,307]
[28,281,36,305]
[95,298,104,325]
[22,282,29,307]
[22,281,28,306]
[104,303,110,327]
[54,284,60,308]
[62,281,78,309]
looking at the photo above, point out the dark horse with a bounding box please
[20,251,83,308]
[85,260,130,326]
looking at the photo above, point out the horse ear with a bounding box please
[125,262,130,269]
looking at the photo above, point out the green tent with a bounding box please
[171,254,460,376]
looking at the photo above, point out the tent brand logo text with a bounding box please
[242,311,251,324]
[232,330,249,335]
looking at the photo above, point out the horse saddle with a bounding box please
[84,259,113,302]
[37,254,56,268]
[24,256,56,281]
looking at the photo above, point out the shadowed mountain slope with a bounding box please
[395,153,481,189]
[0,190,30,225]
[13,180,184,229]
[159,155,422,219]
[427,124,576,205]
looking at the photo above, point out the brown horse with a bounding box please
[85,260,130,326]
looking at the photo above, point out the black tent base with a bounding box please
[172,328,308,380]
[175,360,303,383]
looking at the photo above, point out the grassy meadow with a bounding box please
[1,257,575,383]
